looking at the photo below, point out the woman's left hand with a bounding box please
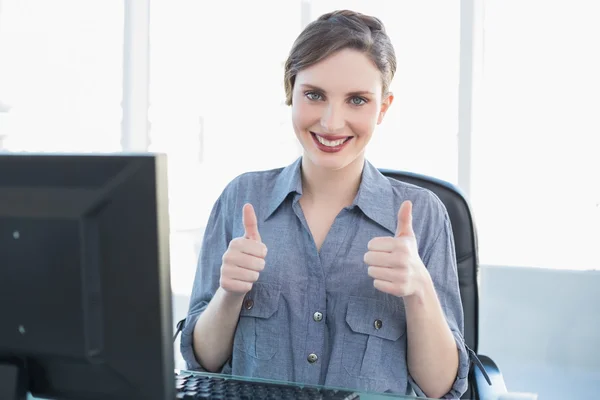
[364,200,430,298]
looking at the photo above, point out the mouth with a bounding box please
[310,132,353,153]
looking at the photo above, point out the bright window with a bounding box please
[0,0,123,153]
[471,0,600,269]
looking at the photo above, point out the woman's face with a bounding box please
[291,48,393,171]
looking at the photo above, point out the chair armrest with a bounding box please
[474,354,507,400]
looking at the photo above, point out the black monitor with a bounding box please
[0,153,175,400]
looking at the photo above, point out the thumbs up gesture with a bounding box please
[364,201,428,298]
[220,203,268,295]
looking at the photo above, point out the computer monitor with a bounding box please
[0,153,175,400]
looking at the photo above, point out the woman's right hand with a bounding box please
[219,203,268,295]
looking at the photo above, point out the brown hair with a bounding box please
[284,10,397,106]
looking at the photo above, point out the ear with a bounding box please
[377,92,394,125]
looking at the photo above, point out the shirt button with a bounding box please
[307,353,318,364]
[244,299,254,310]
[313,312,323,322]
[374,319,383,330]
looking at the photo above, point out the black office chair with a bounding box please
[379,169,507,400]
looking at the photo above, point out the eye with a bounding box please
[305,91,323,101]
[350,96,367,106]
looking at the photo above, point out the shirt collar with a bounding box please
[265,157,397,235]
[353,160,397,235]
[265,157,303,219]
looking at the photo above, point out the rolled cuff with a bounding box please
[408,329,470,399]
[179,310,204,370]
[179,308,234,374]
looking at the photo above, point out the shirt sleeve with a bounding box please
[408,197,470,399]
[179,188,234,372]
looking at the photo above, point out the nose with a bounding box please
[320,104,345,133]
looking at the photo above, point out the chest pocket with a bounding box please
[342,296,407,382]
[234,282,281,360]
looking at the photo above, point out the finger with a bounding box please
[243,203,261,242]
[368,265,405,283]
[373,279,402,297]
[222,263,261,283]
[223,251,266,272]
[396,200,414,238]
[230,237,268,258]
[220,277,253,294]
[367,236,397,252]
[363,251,398,268]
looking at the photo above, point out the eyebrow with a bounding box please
[299,84,374,96]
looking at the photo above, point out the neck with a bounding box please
[300,155,365,207]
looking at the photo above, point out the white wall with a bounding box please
[478,265,600,399]
[172,265,600,398]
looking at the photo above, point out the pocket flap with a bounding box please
[345,296,405,341]
[239,282,281,319]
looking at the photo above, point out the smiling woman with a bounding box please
[180,9,470,399]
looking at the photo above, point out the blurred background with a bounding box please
[1,1,598,398]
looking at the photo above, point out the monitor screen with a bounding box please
[0,153,174,400]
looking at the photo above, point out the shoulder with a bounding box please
[387,177,447,220]
[226,167,285,197]
[216,165,289,218]
[384,175,449,244]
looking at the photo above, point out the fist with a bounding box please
[220,203,268,295]
[364,200,427,298]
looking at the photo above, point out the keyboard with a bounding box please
[175,370,360,399]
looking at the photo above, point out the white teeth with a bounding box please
[316,135,347,147]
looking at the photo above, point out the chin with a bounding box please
[303,149,362,172]
[307,157,346,170]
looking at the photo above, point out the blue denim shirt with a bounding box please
[180,157,469,398]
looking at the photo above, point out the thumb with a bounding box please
[242,203,261,242]
[396,200,415,238]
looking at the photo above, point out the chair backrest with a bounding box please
[378,169,480,354]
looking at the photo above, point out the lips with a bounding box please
[310,132,353,153]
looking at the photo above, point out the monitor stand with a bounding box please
[0,361,27,400]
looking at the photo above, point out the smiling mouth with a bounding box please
[310,132,352,147]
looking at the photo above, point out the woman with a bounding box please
[180,10,469,399]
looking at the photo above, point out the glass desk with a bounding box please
[175,369,429,399]
[174,370,537,400]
